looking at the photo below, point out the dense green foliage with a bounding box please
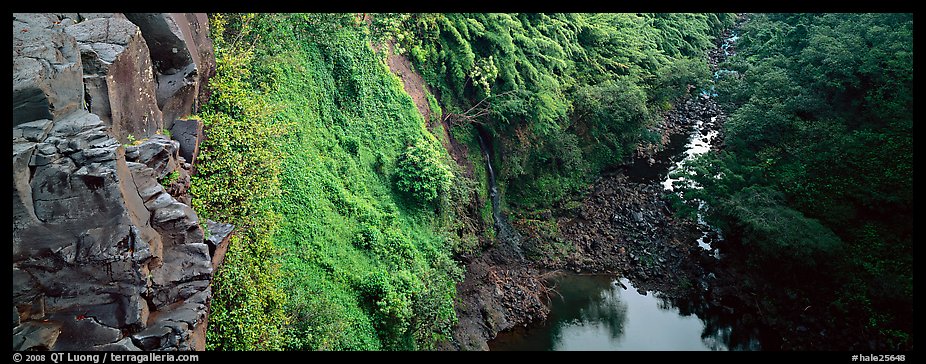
[191,13,290,350]
[193,12,911,351]
[385,13,734,210]
[395,140,454,206]
[195,12,738,351]
[673,13,912,349]
[196,13,479,350]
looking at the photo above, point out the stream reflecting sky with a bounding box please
[490,275,732,351]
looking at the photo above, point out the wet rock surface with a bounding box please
[552,174,707,297]
[12,109,212,351]
[443,249,552,351]
[12,13,218,351]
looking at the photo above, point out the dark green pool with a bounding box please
[489,274,740,351]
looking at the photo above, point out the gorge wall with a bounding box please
[12,13,227,351]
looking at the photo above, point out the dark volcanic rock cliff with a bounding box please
[12,13,220,351]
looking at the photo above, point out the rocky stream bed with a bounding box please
[440,16,751,351]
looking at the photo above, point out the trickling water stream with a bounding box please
[662,108,724,253]
[476,128,524,260]
[665,26,741,254]
[488,19,752,351]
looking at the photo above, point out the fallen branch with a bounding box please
[442,90,517,126]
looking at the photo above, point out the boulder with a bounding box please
[133,290,210,350]
[93,337,142,351]
[49,314,122,350]
[12,321,62,351]
[125,133,194,205]
[169,118,203,165]
[65,17,163,142]
[205,220,235,270]
[131,325,173,351]
[125,135,182,179]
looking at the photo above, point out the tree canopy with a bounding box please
[674,13,912,349]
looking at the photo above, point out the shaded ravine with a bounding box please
[475,126,525,261]
[442,15,762,352]
[488,99,746,350]
[487,15,761,351]
[438,128,550,351]
[662,22,744,255]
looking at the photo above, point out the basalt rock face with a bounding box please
[65,15,164,143]
[123,13,216,129]
[12,13,221,351]
[12,14,84,126]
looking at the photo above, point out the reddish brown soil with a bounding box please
[384,41,431,123]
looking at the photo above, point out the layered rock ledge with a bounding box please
[13,13,222,351]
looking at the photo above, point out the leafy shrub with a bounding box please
[394,140,453,205]
[652,57,711,104]
[354,222,383,250]
[357,270,417,349]
[715,186,841,270]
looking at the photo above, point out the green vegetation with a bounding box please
[160,170,180,189]
[425,91,442,123]
[194,13,478,350]
[191,13,290,350]
[395,140,454,206]
[672,13,912,349]
[192,12,910,351]
[383,13,734,211]
[194,12,736,351]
